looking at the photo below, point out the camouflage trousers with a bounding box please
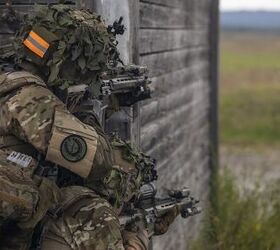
[42,186,125,250]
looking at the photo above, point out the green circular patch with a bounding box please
[61,135,87,162]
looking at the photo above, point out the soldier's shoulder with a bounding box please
[58,186,113,212]
[0,70,46,97]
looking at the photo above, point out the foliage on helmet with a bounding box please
[14,4,119,89]
[111,135,157,184]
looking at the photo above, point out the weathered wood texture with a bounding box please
[140,1,210,29]
[139,0,213,249]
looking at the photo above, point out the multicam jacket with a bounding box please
[0,70,145,250]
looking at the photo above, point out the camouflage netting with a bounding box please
[13,4,119,89]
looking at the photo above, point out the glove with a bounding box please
[122,229,149,250]
[154,206,180,235]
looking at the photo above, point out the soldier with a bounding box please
[0,4,179,250]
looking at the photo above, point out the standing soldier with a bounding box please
[0,4,179,250]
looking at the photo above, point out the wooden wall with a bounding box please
[139,1,213,249]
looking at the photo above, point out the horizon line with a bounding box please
[221,9,280,12]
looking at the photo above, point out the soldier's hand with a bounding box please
[154,205,180,235]
[122,229,149,250]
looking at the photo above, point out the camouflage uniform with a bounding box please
[0,71,122,249]
[0,4,177,250]
[42,186,125,250]
[0,5,148,250]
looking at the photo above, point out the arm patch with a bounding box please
[46,109,99,178]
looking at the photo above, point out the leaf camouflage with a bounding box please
[8,4,119,90]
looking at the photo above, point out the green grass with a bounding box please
[220,84,280,146]
[190,171,280,250]
[192,32,280,250]
[220,32,280,147]
[222,51,280,74]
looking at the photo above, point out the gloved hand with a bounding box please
[122,228,149,250]
[154,206,180,235]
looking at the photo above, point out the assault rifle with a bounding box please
[100,64,152,106]
[119,183,201,236]
[70,63,152,125]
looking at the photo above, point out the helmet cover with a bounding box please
[14,4,119,90]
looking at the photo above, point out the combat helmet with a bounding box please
[13,4,119,90]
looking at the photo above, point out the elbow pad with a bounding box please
[46,109,99,178]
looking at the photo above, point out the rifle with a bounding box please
[67,63,152,125]
[63,54,200,236]
[100,64,152,106]
[119,183,201,236]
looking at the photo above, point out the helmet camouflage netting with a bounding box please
[14,4,119,89]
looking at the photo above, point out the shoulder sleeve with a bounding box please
[1,84,99,178]
[1,84,63,152]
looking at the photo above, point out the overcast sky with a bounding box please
[221,0,280,11]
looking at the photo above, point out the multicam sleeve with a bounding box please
[0,84,101,178]
[1,84,65,153]
[45,191,125,250]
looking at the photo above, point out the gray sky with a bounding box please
[221,0,280,11]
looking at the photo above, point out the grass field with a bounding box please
[189,31,280,250]
[190,31,280,250]
[220,31,280,147]
[190,172,280,250]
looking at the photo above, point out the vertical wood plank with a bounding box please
[139,0,217,249]
[129,0,141,147]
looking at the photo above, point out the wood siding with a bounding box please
[139,1,212,249]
